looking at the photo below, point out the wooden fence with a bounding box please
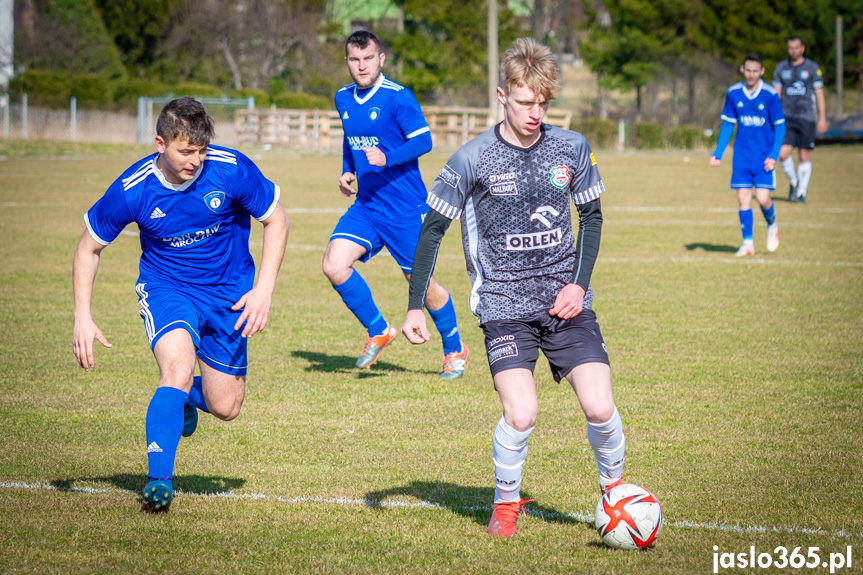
[235,106,572,149]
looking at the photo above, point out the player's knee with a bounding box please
[321,255,348,284]
[507,410,537,432]
[585,403,616,425]
[209,395,244,421]
[158,365,195,390]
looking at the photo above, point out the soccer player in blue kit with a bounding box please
[322,31,468,378]
[710,53,786,257]
[72,97,289,512]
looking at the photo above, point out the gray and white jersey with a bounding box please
[427,124,604,324]
[772,58,824,122]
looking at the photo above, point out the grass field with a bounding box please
[0,140,861,574]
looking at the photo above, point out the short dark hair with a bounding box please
[156,97,215,146]
[345,30,382,56]
[743,52,763,66]
[787,36,803,45]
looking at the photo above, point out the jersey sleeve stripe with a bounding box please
[123,167,153,191]
[405,126,430,139]
[721,114,737,123]
[774,118,785,125]
[428,193,462,220]
[255,184,281,221]
[571,180,605,206]
[83,212,110,246]
[122,162,154,187]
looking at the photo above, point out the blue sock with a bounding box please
[188,376,210,413]
[427,295,462,355]
[145,386,188,484]
[333,270,388,337]
[760,202,776,226]
[738,209,754,241]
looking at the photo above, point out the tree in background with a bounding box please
[94,0,177,74]
[14,0,125,81]
[383,0,521,105]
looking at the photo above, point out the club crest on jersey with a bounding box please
[801,70,809,80]
[203,191,226,213]
[550,165,570,189]
[369,107,381,121]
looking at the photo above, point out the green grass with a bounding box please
[1,141,861,573]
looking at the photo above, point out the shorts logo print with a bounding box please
[488,341,519,365]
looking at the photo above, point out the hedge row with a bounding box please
[7,70,331,111]
[572,119,713,150]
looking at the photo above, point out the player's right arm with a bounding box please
[711,91,738,166]
[72,231,113,371]
[338,125,357,196]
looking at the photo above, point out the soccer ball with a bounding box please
[595,483,663,550]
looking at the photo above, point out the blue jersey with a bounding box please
[84,145,280,297]
[335,74,430,217]
[720,80,785,167]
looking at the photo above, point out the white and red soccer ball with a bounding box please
[595,483,663,550]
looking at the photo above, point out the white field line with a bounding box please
[1,480,859,539]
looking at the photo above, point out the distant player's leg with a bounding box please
[796,147,813,203]
[755,188,779,253]
[567,362,624,494]
[323,238,394,368]
[489,368,537,537]
[779,144,798,200]
[735,186,755,257]
[411,274,468,379]
[142,328,196,513]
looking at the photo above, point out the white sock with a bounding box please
[492,416,533,503]
[797,161,812,197]
[587,408,625,489]
[780,157,798,186]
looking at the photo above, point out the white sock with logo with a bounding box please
[797,161,812,197]
[492,416,533,503]
[587,408,625,490]
[780,156,798,186]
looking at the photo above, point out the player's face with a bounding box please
[787,39,805,63]
[740,61,765,90]
[498,83,550,145]
[155,135,208,185]
[346,43,385,89]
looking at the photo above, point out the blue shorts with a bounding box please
[731,163,776,190]
[330,202,427,272]
[136,282,248,376]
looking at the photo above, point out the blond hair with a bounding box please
[499,38,561,100]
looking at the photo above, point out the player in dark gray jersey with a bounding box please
[772,36,827,203]
[402,38,626,538]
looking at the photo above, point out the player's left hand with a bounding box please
[763,157,776,172]
[362,146,386,167]
[401,308,431,344]
[549,283,586,320]
[232,287,272,338]
[709,157,721,167]
[817,118,828,135]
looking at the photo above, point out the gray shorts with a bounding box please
[481,310,609,383]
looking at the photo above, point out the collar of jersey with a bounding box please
[742,80,764,101]
[494,122,546,152]
[354,74,386,105]
[152,156,203,191]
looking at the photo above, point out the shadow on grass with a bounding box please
[50,474,245,494]
[685,243,737,253]
[291,350,434,376]
[364,480,593,530]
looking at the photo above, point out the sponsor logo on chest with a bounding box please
[488,171,518,196]
[347,136,380,151]
[162,222,221,248]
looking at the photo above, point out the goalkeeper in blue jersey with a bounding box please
[72,97,289,512]
[710,53,786,257]
[322,31,468,378]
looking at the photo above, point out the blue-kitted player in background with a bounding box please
[710,53,786,257]
[72,97,289,512]
[322,30,468,378]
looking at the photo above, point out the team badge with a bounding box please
[801,70,809,80]
[550,165,570,189]
[203,191,226,213]
[369,107,381,121]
